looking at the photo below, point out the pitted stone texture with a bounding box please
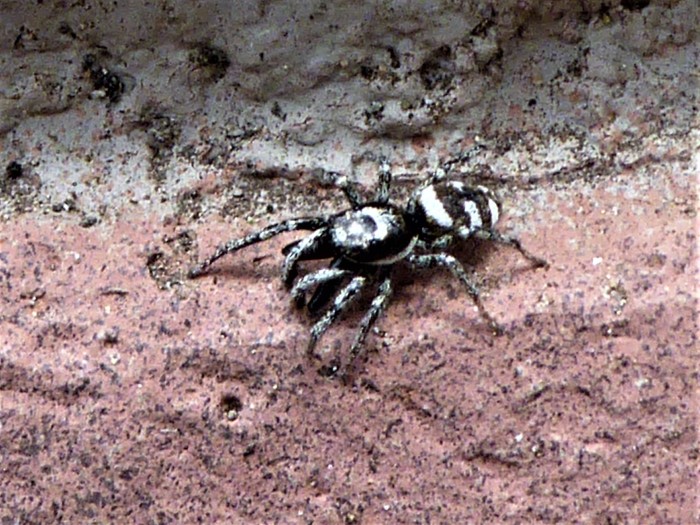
[1,154,696,522]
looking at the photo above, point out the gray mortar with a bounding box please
[0,0,697,222]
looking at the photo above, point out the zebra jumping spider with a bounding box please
[189,160,547,377]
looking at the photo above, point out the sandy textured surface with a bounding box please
[1,0,698,523]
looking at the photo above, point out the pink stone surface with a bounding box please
[1,161,696,523]
[1,0,698,522]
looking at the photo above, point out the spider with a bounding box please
[188,159,547,377]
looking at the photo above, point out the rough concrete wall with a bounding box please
[2,0,696,218]
[0,0,697,523]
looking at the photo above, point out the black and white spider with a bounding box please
[188,160,547,376]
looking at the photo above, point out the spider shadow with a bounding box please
[388,236,543,317]
[191,235,537,307]
[443,236,544,280]
[192,254,280,283]
[283,238,501,325]
[385,237,492,303]
[296,240,504,380]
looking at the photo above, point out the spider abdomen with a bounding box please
[414,181,501,240]
[331,205,416,264]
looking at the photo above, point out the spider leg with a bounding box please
[281,228,332,286]
[373,159,392,204]
[340,272,393,378]
[406,253,503,334]
[290,267,352,308]
[414,235,455,253]
[440,143,486,174]
[324,171,363,209]
[414,143,487,192]
[307,258,351,314]
[428,234,455,251]
[307,275,366,358]
[188,217,328,278]
[340,179,364,209]
[474,229,548,268]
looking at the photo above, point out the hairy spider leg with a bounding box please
[290,267,352,308]
[374,160,392,204]
[416,229,547,269]
[307,275,367,357]
[406,253,503,334]
[282,228,332,286]
[188,217,329,278]
[412,144,488,193]
[473,229,548,268]
[323,171,364,210]
[415,234,455,251]
[306,258,351,314]
[340,180,364,210]
[340,272,393,379]
[439,143,487,174]
[331,159,393,209]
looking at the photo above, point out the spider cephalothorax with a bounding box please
[189,161,547,377]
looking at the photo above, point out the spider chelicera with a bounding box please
[188,159,547,377]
